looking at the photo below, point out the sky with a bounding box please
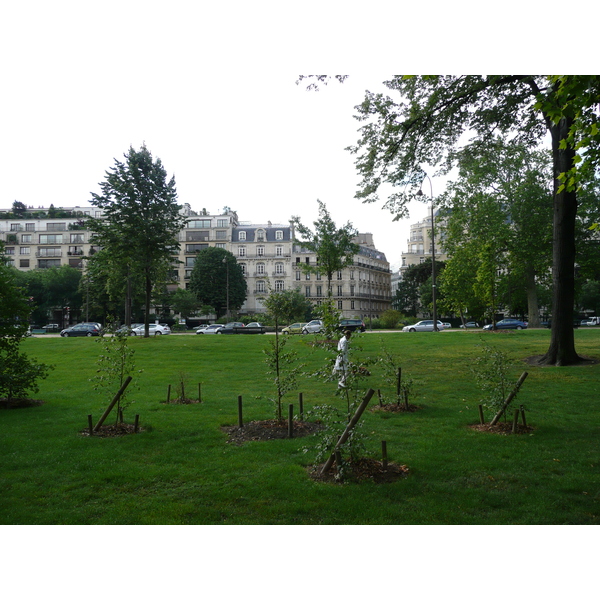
[3,0,595,594]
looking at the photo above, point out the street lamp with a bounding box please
[416,174,438,332]
[222,257,230,320]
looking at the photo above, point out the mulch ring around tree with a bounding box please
[79,423,145,437]
[469,422,534,435]
[0,398,44,409]
[222,419,325,445]
[308,458,410,484]
[370,403,420,413]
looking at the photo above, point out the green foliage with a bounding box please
[91,322,140,421]
[378,309,403,329]
[292,200,359,293]
[471,339,518,418]
[188,247,247,318]
[0,347,53,404]
[169,288,201,320]
[262,287,310,327]
[88,144,187,333]
[314,297,342,340]
[378,341,414,406]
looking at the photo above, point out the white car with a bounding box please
[302,319,324,334]
[402,320,445,332]
[196,324,223,334]
[131,323,171,336]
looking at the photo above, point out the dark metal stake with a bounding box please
[381,440,388,469]
[167,384,171,403]
[134,414,140,433]
[88,414,93,435]
[238,395,243,428]
[298,392,303,421]
[288,404,294,438]
[198,383,202,403]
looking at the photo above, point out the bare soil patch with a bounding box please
[222,419,324,445]
[79,423,145,437]
[371,403,420,414]
[308,457,409,484]
[0,397,44,409]
[525,355,598,367]
[469,422,534,435]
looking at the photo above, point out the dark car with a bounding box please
[60,323,102,337]
[216,322,246,334]
[483,319,528,331]
[339,319,366,332]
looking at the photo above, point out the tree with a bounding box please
[88,145,187,337]
[348,75,600,365]
[12,201,27,216]
[292,200,360,295]
[169,288,201,321]
[188,247,246,319]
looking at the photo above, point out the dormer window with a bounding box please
[256,229,265,242]
[239,231,246,241]
[276,230,283,240]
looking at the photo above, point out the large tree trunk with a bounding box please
[539,116,581,365]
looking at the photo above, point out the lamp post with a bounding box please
[222,257,230,320]
[417,174,438,332]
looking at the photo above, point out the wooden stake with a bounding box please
[512,409,519,433]
[134,414,140,433]
[88,414,93,435]
[381,440,388,469]
[378,389,382,407]
[238,395,243,428]
[321,388,375,475]
[397,367,402,399]
[478,404,485,425]
[167,384,171,403]
[490,372,529,426]
[288,404,294,438]
[298,392,304,421]
[94,376,133,432]
[198,382,202,402]
[520,405,527,428]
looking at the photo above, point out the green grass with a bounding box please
[2,329,599,524]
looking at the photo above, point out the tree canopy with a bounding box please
[292,200,359,294]
[188,247,247,319]
[88,145,186,336]
[348,75,600,365]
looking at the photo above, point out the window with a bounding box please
[47,223,66,231]
[217,219,228,227]
[305,272,310,280]
[316,273,321,281]
[186,244,208,253]
[256,280,266,293]
[70,233,84,243]
[38,247,61,257]
[186,231,209,241]
[350,270,355,280]
[276,230,283,240]
[21,234,32,243]
[20,247,30,255]
[5,247,15,255]
[275,262,284,275]
[256,230,265,242]
[305,257,310,264]
[350,285,355,295]
[185,257,196,267]
[351,300,355,310]
[238,246,246,257]
[316,285,322,297]
[337,271,342,280]
[68,246,83,255]
[305,286,311,297]
[39,234,63,244]
[295,271,301,281]
[239,231,246,241]
[338,300,343,310]
[10,224,21,231]
[20,259,30,268]
[38,259,61,269]
[257,246,264,256]
[275,280,284,291]
[215,243,226,249]
[276,245,283,256]
[239,263,246,275]
[26,223,35,231]
[215,230,227,240]
[257,263,265,275]
[337,285,343,296]
[188,219,212,228]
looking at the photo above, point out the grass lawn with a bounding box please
[2,328,599,525]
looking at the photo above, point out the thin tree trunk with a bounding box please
[144,271,152,338]
[525,264,540,328]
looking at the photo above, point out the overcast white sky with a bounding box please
[2,1,573,273]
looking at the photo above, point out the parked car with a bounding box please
[302,319,324,334]
[402,320,445,332]
[60,323,102,337]
[196,324,224,334]
[460,321,479,329]
[216,322,265,334]
[42,323,60,331]
[442,322,452,329]
[193,325,209,333]
[281,323,307,334]
[483,319,528,331]
[131,323,171,335]
[339,319,366,332]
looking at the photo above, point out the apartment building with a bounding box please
[1,205,391,320]
[398,207,448,278]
